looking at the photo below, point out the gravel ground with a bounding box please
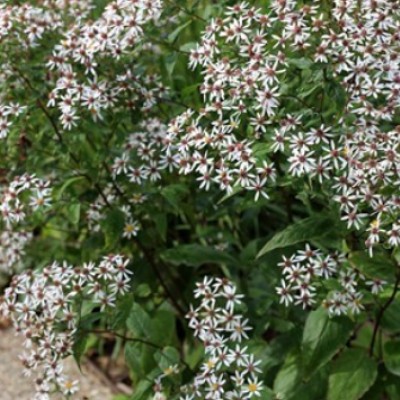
[0,327,115,400]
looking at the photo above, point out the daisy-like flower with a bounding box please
[243,377,263,397]
[123,219,140,239]
[276,279,294,306]
[366,278,386,295]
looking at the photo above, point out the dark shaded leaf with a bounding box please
[302,307,354,378]
[100,208,125,249]
[168,20,192,43]
[327,348,377,400]
[349,251,396,283]
[126,303,152,338]
[161,244,237,267]
[383,340,400,377]
[258,214,340,257]
[274,351,328,400]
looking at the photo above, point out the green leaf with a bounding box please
[273,352,301,398]
[257,214,339,257]
[125,345,159,386]
[130,370,160,400]
[274,351,328,400]
[55,175,86,200]
[100,208,125,249]
[126,304,176,346]
[154,346,180,371]
[111,295,134,330]
[167,20,192,44]
[180,42,197,52]
[385,374,400,400]
[302,307,354,378]
[181,83,201,98]
[186,343,204,370]
[154,212,167,241]
[384,340,400,377]
[165,53,178,77]
[72,331,88,369]
[217,186,243,204]
[125,343,143,378]
[289,58,313,69]
[126,303,152,339]
[327,348,377,400]
[161,183,189,211]
[382,297,400,333]
[252,142,273,158]
[151,309,176,346]
[258,387,275,400]
[136,283,151,298]
[262,331,301,372]
[349,251,396,282]
[66,203,80,225]
[299,83,322,99]
[161,244,237,267]
[327,81,347,111]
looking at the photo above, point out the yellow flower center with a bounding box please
[163,366,175,375]
[248,383,258,392]
[206,359,215,369]
[64,381,74,390]
[125,224,136,232]
[370,219,379,228]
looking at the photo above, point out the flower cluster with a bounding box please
[334,124,400,255]
[163,0,400,216]
[0,0,398,396]
[165,110,276,199]
[0,102,25,139]
[0,173,51,228]
[0,1,92,49]
[0,3,61,47]
[47,0,166,129]
[275,244,386,315]
[111,118,171,183]
[0,230,32,274]
[178,277,263,400]
[42,0,94,19]
[86,184,118,233]
[88,118,174,238]
[86,184,141,240]
[0,174,51,273]
[0,254,132,400]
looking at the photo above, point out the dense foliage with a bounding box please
[0,0,399,399]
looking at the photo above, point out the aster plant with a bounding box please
[0,1,400,399]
